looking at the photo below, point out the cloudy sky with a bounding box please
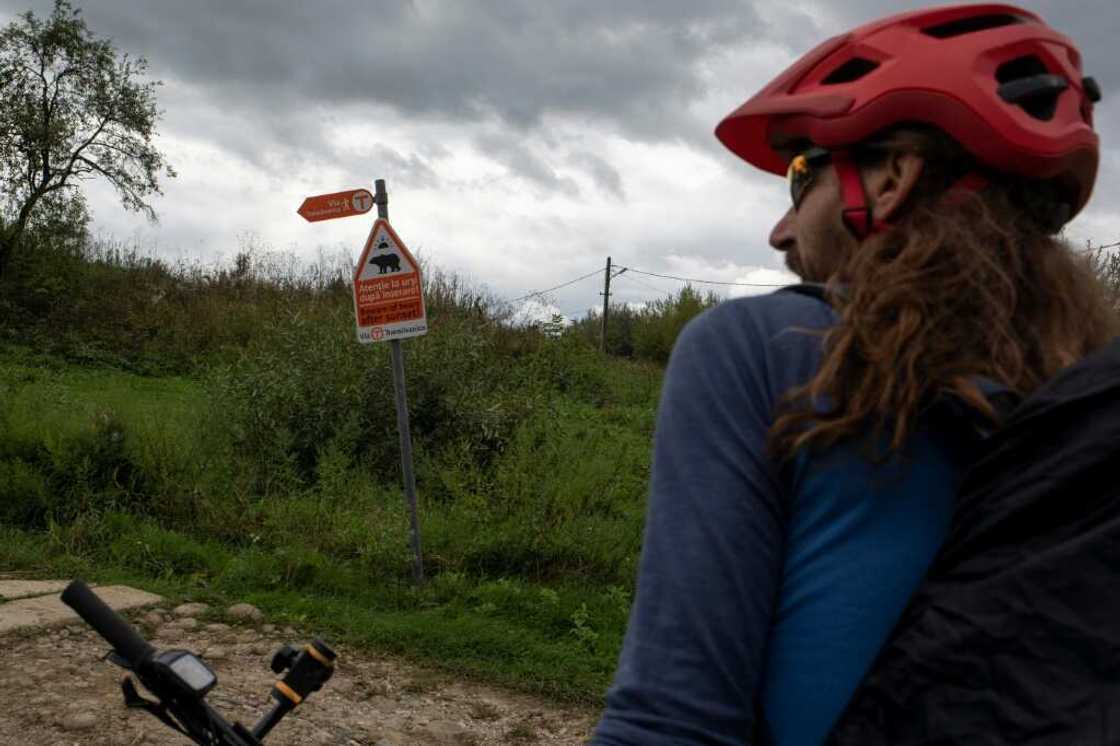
[2,1,1118,321]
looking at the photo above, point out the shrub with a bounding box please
[571,285,721,364]
[0,457,48,527]
[207,305,373,494]
[208,306,555,496]
[0,408,153,527]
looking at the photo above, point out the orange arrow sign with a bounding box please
[297,188,375,222]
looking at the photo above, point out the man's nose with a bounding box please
[769,207,796,252]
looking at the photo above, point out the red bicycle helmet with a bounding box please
[715,3,1101,221]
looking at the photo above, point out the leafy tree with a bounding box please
[0,0,173,277]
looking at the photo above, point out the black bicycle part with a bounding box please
[60,578,155,668]
[60,579,335,746]
[253,640,336,741]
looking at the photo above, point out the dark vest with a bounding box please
[828,335,1120,745]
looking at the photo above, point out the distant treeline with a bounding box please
[0,228,722,374]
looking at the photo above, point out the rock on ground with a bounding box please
[172,602,210,618]
[227,603,264,621]
[0,610,599,745]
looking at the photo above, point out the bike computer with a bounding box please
[154,650,218,697]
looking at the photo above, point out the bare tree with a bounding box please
[0,0,173,276]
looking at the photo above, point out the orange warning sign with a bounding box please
[352,219,427,343]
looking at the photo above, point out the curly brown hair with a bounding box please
[769,126,1120,461]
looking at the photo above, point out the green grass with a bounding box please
[0,514,627,702]
[0,242,673,705]
[0,346,660,704]
[0,351,204,432]
[0,354,234,530]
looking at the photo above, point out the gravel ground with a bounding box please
[0,602,599,745]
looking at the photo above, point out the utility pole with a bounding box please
[600,256,612,353]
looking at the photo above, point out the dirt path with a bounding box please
[0,598,600,745]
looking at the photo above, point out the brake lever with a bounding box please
[103,649,133,670]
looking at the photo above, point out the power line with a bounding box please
[616,271,676,297]
[507,267,602,303]
[618,265,790,288]
[502,237,1120,309]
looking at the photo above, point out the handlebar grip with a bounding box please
[61,579,155,668]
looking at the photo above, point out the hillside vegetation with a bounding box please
[0,233,714,703]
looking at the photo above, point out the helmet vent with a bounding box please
[821,58,880,85]
[922,13,1024,39]
[997,55,1064,121]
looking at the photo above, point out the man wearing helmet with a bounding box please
[592,4,1118,745]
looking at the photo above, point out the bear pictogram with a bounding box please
[368,239,401,274]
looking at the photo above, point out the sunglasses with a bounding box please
[787,146,832,210]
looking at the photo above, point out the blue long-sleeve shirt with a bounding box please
[592,288,978,745]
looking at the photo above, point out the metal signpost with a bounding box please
[297,179,426,585]
[355,180,426,584]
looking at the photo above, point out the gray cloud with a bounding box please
[473,132,578,196]
[2,0,1118,265]
[3,2,1113,145]
[364,144,441,191]
[569,151,625,199]
[0,0,779,196]
[5,1,764,129]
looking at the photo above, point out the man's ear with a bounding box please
[866,151,925,222]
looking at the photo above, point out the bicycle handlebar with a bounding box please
[61,579,155,668]
[60,579,335,745]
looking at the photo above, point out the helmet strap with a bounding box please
[832,150,890,240]
[833,151,989,239]
[942,172,989,206]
